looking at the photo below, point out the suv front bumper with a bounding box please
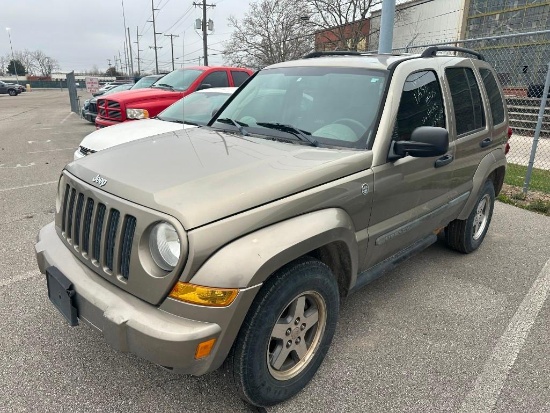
[35,222,258,375]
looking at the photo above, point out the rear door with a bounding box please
[442,61,491,197]
[0,82,6,94]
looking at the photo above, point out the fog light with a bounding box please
[169,282,238,307]
[195,338,216,359]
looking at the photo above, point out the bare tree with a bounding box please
[14,50,38,75]
[306,0,382,51]
[223,0,314,69]
[32,50,60,76]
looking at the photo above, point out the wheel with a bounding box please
[8,89,17,96]
[227,257,339,407]
[445,180,495,253]
[333,118,367,136]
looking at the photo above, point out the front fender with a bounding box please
[189,208,358,289]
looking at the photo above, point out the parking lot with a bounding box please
[1,90,549,412]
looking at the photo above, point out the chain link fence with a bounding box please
[395,30,550,207]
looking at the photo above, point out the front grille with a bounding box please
[60,183,136,279]
[88,102,98,114]
[97,98,123,122]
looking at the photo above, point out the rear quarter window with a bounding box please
[479,68,505,125]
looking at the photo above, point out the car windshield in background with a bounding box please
[212,67,387,149]
[157,91,233,125]
[104,83,133,94]
[151,69,204,92]
[132,75,162,89]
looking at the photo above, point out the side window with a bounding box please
[445,67,486,135]
[201,71,229,88]
[480,68,505,125]
[393,70,445,141]
[231,71,250,87]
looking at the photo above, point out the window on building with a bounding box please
[445,67,486,136]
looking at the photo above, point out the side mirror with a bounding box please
[197,83,212,91]
[391,126,449,159]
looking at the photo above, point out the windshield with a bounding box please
[157,90,234,125]
[212,66,387,148]
[104,83,133,94]
[132,75,162,89]
[151,69,203,91]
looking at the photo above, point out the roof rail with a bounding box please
[421,46,485,61]
[303,51,363,59]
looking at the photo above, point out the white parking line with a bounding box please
[0,270,41,288]
[28,148,75,154]
[0,181,57,192]
[459,258,550,413]
[60,112,73,124]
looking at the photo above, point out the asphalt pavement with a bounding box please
[1,90,549,413]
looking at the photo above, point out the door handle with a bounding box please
[435,154,453,168]
[480,138,492,148]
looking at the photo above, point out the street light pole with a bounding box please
[5,28,19,84]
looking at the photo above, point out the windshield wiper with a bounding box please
[153,83,175,91]
[217,118,249,136]
[256,122,318,147]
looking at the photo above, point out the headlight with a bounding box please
[126,108,149,119]
[149,222,181,270]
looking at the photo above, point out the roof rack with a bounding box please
[303,51,364,59]
[421,46,485,61]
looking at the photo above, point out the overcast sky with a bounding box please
[1,0,248,73]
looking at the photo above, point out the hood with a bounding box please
[102,87,183,104]
[78,118,194,152]
[67,128,370,229]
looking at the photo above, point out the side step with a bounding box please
[350,234,437,294]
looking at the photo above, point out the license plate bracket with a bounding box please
[46,266,79,326]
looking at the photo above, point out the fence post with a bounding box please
[523,62,550,195]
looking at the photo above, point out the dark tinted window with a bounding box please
[446,67,485,135]
[231,70,250,87]
[480,68,505,125]
[393,70,445,141]
[201,71,229,88]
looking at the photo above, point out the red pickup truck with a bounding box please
[94,66,253,128]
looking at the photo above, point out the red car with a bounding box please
[94,66,253,128]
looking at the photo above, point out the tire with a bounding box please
[227,257,339,407]
[445,180,495,253]
[8,89,17,96]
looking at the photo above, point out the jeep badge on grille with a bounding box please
[92,174,107,187]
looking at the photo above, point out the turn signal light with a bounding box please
[169,282,239,307]
[195,338,216,359]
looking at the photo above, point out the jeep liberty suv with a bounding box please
[35,47,508,407]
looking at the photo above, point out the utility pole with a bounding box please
[121,0,130,76]
[114,55,118,73]
[107,59,112,69]
[119,50,124,76]
[193,1,215,66]
[127,27,134,75]
[135,26,142,76]
[164,34,180,71]
[123,42,129,76]
[149,0,162,74]
[378,0,396,53]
